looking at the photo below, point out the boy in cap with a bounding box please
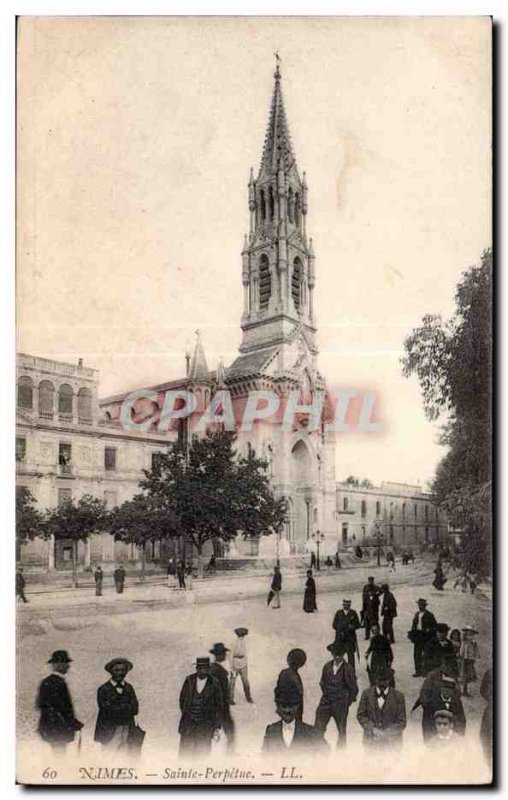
[332,599,361,672]
[274,648,307,721]
[229,627,253,704]
[357,666,407,749]
[262,681,327,754]
[314,641,358,747]
[209,643,234,746]
[428,709,461,749]
[94,658,139,752]
[178,657,222,756]
[36,650,83,756]
[409,599,437,676]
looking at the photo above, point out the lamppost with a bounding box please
[372,522,385,567]
[311,529,325,570]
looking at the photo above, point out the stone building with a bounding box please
[336,480,448,552]
[16,353,171,572]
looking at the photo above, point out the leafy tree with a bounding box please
[16,486,47,545]
[140,431,288,576]
[46,494,108,587]
[108,494,176,580]
[343,475,374,489]
[402,249,492,574]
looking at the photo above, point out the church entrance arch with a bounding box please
[290,439,315,550]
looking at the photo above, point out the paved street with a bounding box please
[17,561,492,784]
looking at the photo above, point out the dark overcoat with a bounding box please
[36,674,82,744]
[318,660,358,708]
[94,681,139,744]
[262,719,327,754]
[333,609,361,651]
[178,674,222,735]
[357,686,406,747]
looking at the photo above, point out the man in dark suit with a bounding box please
[274,648,307,721]
[414,660,466,741]
[362,577,381,640]
[380,583,397,643]
[209,643,234,747]
[36,650,83,756]
[332,599,361,672]
[357,666,407,749]
[423,623,457,675]
[94,658,139,752]
[409,598,438,676]
[178,657,222,756]
[314,641,358,747]
[114,564,126,594]
[262,681,327,754]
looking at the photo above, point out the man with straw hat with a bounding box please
[94,658,139,752]
[314,641,358,747]
[178,657,222,756]
[36,650,83,756]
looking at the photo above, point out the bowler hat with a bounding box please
[209,643,229,656]
[105,658,133,673]
[48,650,72,664]
[287,648,307,669]
[381,584,389,590]
[434,709,454,721]
[327,641,347,656]
[234,627,249,637]
[436,623,450,634]
[196,657,210,668]
[417,598,428,605]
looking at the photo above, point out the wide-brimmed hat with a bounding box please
[417,598,428,605]
[234,627,249,637]
[434,709,455,721]
[287,648,307,669]
[48,650,72,664]
[436,623,450,634]
[327,641,347,656]
[209,643,229,656]
[105,658,133,674]
[196,657,210,668]
[462,625,478,634]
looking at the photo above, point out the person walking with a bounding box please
[176,560,186,590]
[361,577,381,640]
[433,562,447,591]
[16,565,28,603]
[413,659,466,741]
[94,658,139,753]
[178,657,222,756]
[267,565,282,609]
[334,551,342,569]
[114,564,126,594]
[262,682,327,754]
[408,598,437,677]
[303,570,317,613]
[94,565,103,597]
[209,643,234,748]
[365,624,393,686]
[380,583,397,643]
[274,649,307,721]
[460,625,480,696]
[36,650,83,757]
[310,551,317,569]
[332,599,361,672]
[166,558,175,588]
[206,554,216,574]
[386,551,396,572]
[229,627,253,704]
[314,641,358,748]
[357,666,406,750]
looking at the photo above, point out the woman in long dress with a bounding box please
[303,569,317,613]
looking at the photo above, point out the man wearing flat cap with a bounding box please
[423,623,457,675]
[409,599,437,677]
[413,659,466,741]
[36,650,83,756]
[428,709,461,749]
[274,648,307,721]
[332,599,361,672]
[262,680,327,754]
[94,658,139,752]
[357,667,407,749]
[209,643,234,747]
[178,657,222,756]
[314,641,358,747]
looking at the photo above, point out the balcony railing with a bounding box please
[78,416,93,425]
[38,411,54,420]
[59,413,73,424]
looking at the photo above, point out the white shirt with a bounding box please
[417,611,425,630]
[110,679,125,694]
[332,661,344,675]
[196,676,207,695]
[376,688,389,709]
[281,719,296,747]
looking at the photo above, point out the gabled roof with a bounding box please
[226,346,279,381]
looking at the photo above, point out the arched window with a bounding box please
[268,185,275,220]
[77,387,92,422]
[17,376,33,409]
[260,189,266,221]
[58,383,73,415]
[287,187,294,222]
[104,411,112,422]
[361,500,367,518]
[295,192,301,227]
[376,500,381,516]
[292,257,302,312]
[259,254,271,310]
[343,497,348,512]
[39,380,55,417]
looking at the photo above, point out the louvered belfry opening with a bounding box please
[259,254,271,310]
[292,257,302,311]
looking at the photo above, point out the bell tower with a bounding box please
[239,61,317,359]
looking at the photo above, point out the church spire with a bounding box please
[188,330,210,383]
[259,58,296,178]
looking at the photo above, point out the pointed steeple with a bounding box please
[259,60,296,177]
[216,357,227,387]
[188,330,210,382]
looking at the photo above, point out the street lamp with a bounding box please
[372,522,385,567]
[311,529,325,570]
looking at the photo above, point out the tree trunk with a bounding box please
[197,544,203,579]
[71,540,78,588]
[140,542,146,582]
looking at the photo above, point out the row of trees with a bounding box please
[402,248,492,576]
[16,431,288,586]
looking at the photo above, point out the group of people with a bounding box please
[93,564,126,595]
[166,558,194,590]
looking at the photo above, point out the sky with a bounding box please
[16,16,492,487]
